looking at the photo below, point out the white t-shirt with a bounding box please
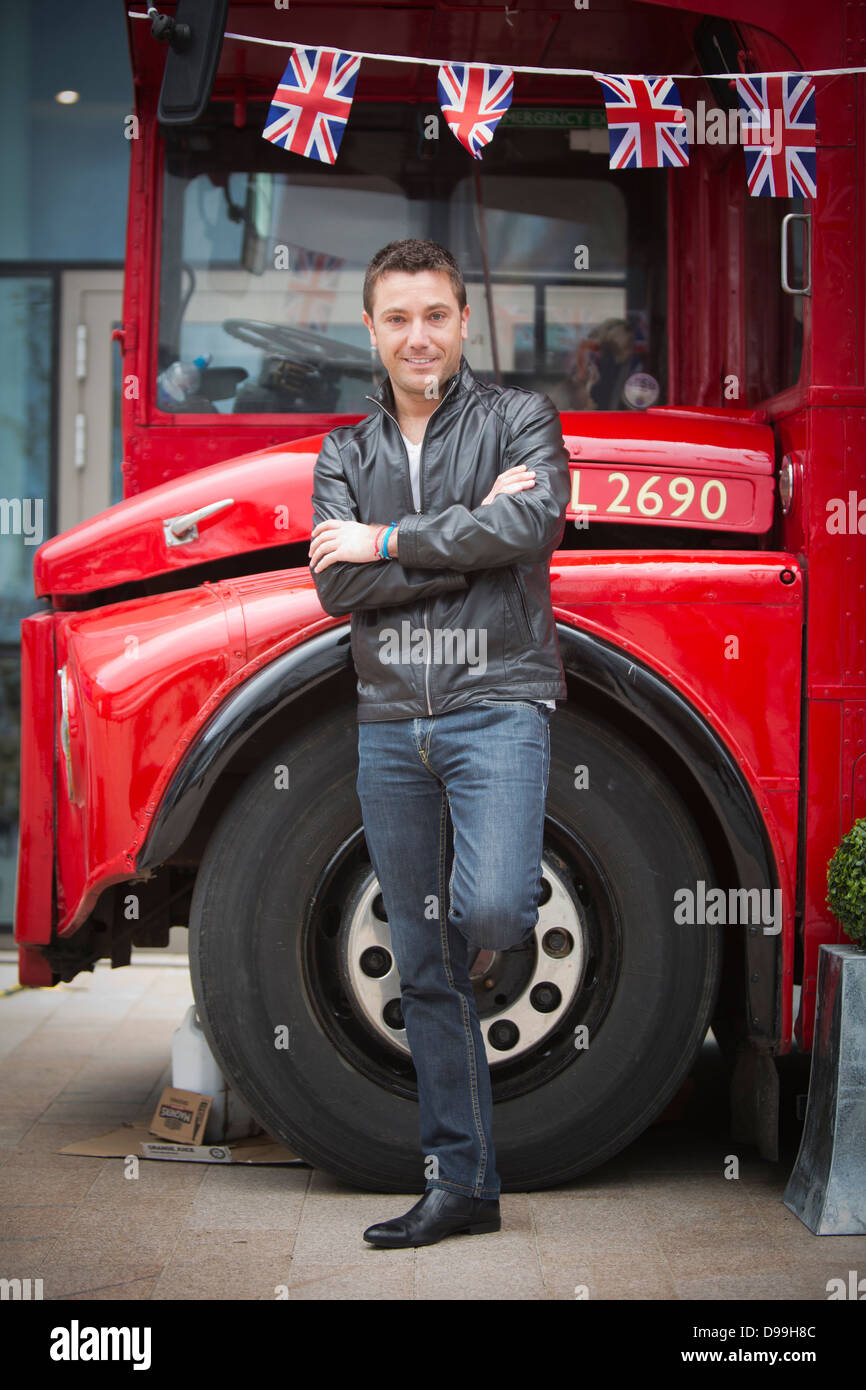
[399,430,555,711]
[400,431,423,512]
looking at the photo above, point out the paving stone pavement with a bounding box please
[1,956,864,1303]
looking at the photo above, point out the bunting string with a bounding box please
[129,11,842,193]
[126,12,866,79]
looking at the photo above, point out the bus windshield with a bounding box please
[158,102,667,417]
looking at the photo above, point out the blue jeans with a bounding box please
[356,698,553,1201]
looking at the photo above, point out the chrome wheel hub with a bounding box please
[340,856,586,1065]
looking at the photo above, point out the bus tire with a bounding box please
[188,699,723,1191]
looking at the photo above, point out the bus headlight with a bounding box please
[778,454,796,516]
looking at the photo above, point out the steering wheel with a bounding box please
[221,319,372,377]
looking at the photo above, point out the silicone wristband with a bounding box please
[376,522,396,559]
[381,522,398,560]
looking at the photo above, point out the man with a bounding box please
[308,238,571,1248]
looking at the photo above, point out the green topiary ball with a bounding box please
[826,818,866,950]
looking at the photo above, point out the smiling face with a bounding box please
[362,269,470,411]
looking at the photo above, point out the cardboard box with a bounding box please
[59,1124,303,1164]
[149,1085,212,1144]
[140,1140,233,1162]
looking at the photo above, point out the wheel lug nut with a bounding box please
[488,1019,519,1051]
[530,981,562,1013]
[542,928,573,958]
[382,998,404,1030]
[360,946,391,978]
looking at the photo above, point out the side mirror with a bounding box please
[155,0,230,125]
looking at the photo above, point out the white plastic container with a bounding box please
[171,1005,262,1143]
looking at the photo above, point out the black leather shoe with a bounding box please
[363,1187,501,1248]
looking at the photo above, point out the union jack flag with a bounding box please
[262,47,360,164]
[734,75,816,197]
[437,63,514,159]
[595,75,689,169]
[286,248,344,334]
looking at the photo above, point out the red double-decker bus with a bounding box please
[13,0,864,1191]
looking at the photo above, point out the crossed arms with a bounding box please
[309,393,571,617]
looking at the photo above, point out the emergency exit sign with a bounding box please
[502,108,606,129]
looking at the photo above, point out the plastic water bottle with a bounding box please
[157,354,211,408]
[171,1004,261,1143]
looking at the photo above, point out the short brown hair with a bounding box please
[363,239,466,318]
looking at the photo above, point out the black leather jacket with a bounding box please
[310,354,571,721]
